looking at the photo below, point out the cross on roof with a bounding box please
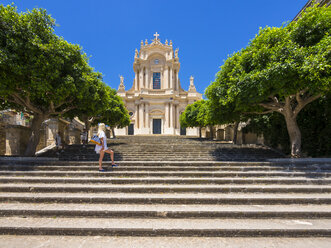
[153,32,160,40]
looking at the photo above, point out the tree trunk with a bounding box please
[232,121,239,144]
[84,120,90,133]
[112,127,116,138]
[199,127,202,138]
[209,125,214,140]
[283,112,302,158]
[24,113,46,156]
[82,116,91,141]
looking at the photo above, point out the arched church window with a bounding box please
[153,72,161,89]
[154,59,159,65]
[129,112,134,117]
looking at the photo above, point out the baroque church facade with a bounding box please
[115,33,202,136]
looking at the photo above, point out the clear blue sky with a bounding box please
[3,0,307,96]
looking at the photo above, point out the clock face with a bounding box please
[154,59,159,65]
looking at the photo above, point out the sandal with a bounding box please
[99,168,106,172]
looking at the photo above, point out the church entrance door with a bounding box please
[153,119,161,134]
[128,124,134,135]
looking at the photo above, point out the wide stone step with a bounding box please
[0,170,329,178]
[1,192,330,204]
[1,184,331,194]
[2,203,330,212]
[1,176,329,185]
[1,165,330,172]
[1,236,330,248]
[1,208,330,219]
[4,160,327,166]
[0,217,330,237]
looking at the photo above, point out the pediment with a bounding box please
[150,110,164,115]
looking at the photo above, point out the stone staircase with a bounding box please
[0,136,330,246]
[0,159,330,242]
[55,136,284,161]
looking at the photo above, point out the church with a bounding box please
[115,33,202,136]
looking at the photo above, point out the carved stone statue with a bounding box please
[134,49,138,58]
[118,75,125,92]
[190,76,194,86]
[165,39,168,45]
[145,39,148,45]
[189,75,197,92]
[175,48,179,58]
[140,40,144,46]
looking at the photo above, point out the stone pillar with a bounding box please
[139,70,143,90]
[175,105,179,129]
[146,68,149,89]
[174,71,177,91]
[169,69,173,89]
[145,103,149,128]
[176,71,179,91]
[135,71,138,90]
[164,67,168,88]
[46,119,58,146]
[139,103,144,130]
[143,103,145,128]
[165,103,169,128]
[170,103,174,128]
[135,104,139,128]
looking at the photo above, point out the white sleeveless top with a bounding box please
[94,130,108,153]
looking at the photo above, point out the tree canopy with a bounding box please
[0,4,129,155]
[180,100,214,138]
[206,4,331,157]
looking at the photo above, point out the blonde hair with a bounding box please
[97,123,106,135]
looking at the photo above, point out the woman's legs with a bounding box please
[104,148,115,165]
[98,150,105,169]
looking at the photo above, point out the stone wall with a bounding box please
[5,125,30,155]
[68,128,82,145]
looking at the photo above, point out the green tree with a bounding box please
[64,72,112,132]
[66,77,130,138]
[180,100,213,138]
[243,94,331,157]
[98,94,130,138]
[206,4,331,157]
[0,5,98,156]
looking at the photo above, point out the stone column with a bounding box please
[175,105,179,129]
[143,103,146,128]
[139,70,144,90]
[165,103,169,128]
[135,71,138,90]
[46,119,58,146]
[170,103,174,128]
[145,103,149,128]
[164,67,168,88]
[173,71,177,91]
[169,69,173,89]
[145,68,149,89]
[135,104,139,128]
[176,71,179,91]
[139,103,144,130]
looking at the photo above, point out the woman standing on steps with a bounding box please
[95,123,118,172]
